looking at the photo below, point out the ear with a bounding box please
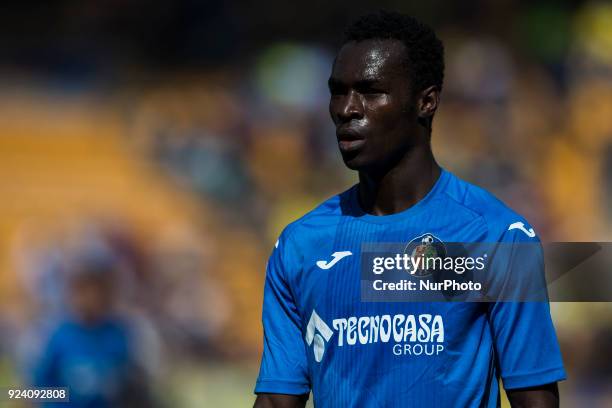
[417,85,440,119]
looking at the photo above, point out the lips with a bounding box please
[337,128,366,152]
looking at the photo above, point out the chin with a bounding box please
[341,152,395,175]
[341,153,373,171]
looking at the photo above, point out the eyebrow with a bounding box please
[328,77,385,88]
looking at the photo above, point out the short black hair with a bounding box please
[343,10,445,95]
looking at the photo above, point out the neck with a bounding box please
[357,145,440,216]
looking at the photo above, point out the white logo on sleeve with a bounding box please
[305,310,333,362]
[316,251,352,270]
[508,221,536,238]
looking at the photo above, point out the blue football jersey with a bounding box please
[255,168,566,407]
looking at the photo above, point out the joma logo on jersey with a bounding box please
[508,221,536,238]
[316,251,352,270]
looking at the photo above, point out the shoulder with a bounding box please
[269,188,352,273]
[278,187,352,244]
[42,320,79,351]
[442,171,538,242]
[102,318,131,335]
[51,320,78,337]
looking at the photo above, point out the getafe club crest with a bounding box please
[404,233,446,277]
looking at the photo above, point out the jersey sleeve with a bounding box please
[254,231,310,395]
[486,222,566,390]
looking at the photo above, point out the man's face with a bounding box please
[329,39,419,172]
[70,274,113,324]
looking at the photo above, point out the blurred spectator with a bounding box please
[32,259,153,408]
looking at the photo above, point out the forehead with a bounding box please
[331,39,408,82]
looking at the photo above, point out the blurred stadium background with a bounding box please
[0,0,611,406]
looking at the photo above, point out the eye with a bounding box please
[329,84,347,96]
[356,84,385,95]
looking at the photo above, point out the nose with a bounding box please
[333,90,363,124]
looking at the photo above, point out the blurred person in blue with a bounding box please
[254,10,565,408]
[32,257,152,408]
